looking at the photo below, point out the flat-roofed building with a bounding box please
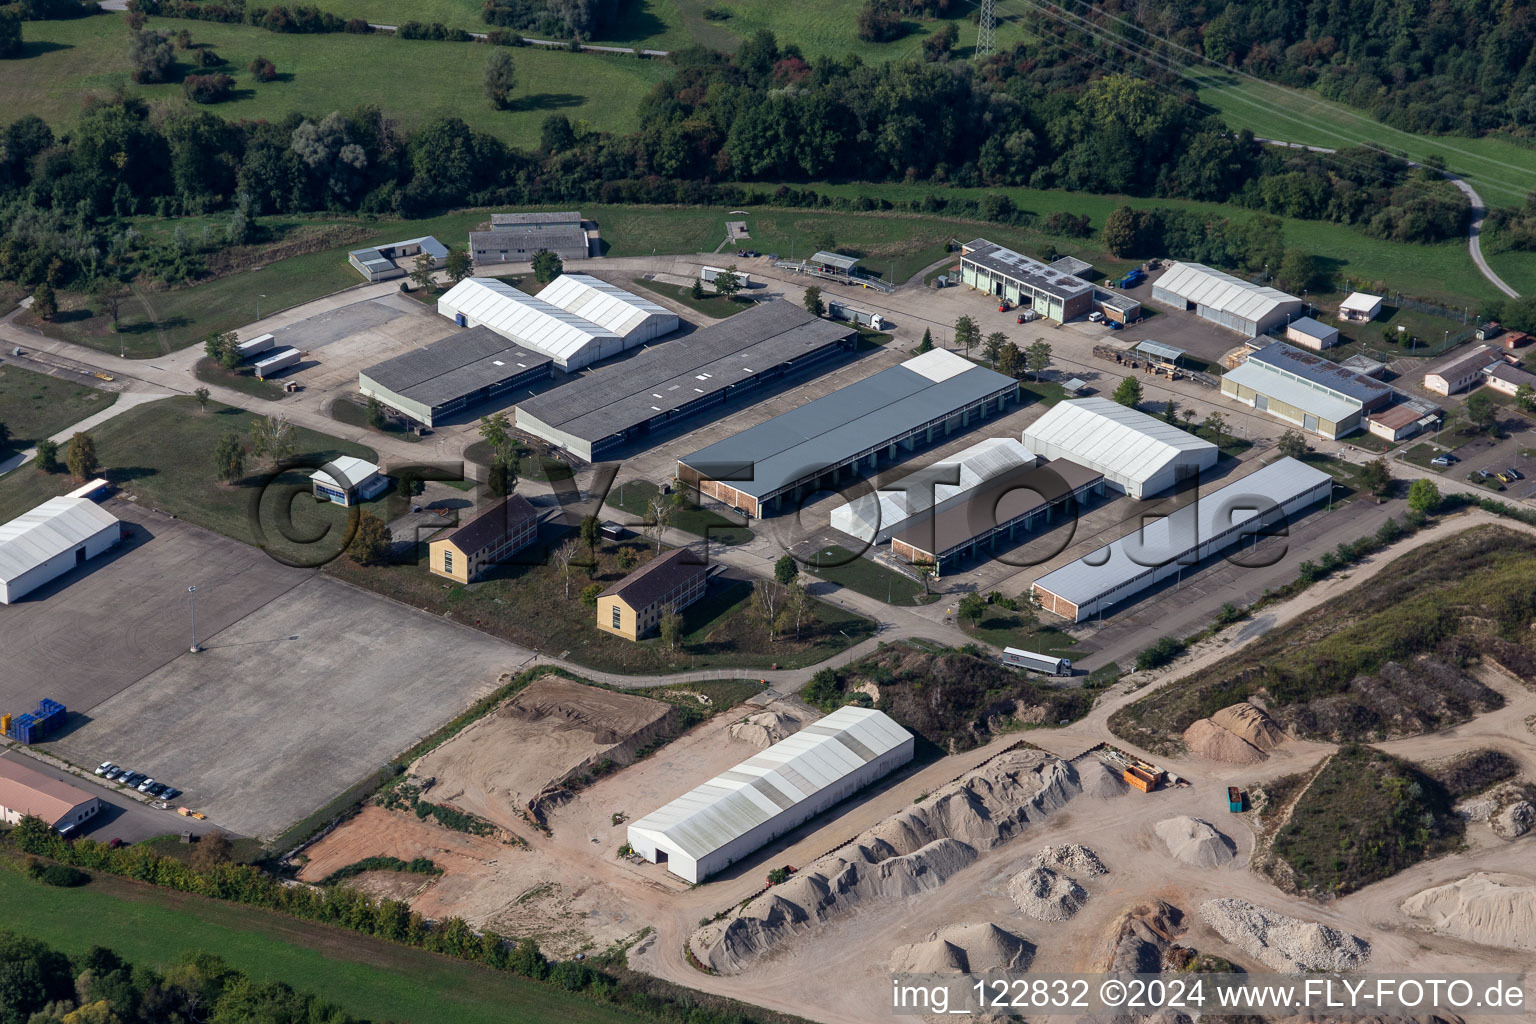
[1285,316,1341,351]
[678,350,1021,519]
[1031,457,1333,622]
[0,757,102,833]
[348,236,448,282]
[890,459,1104,575]
[1424,345,1499,395]
[0,497,121,604]
[1367,402,1441,442]
[597,548,709,641]
[470,212,589,265]
[627,705,914,883]
[437,278,625,371]
[1221,341,1391,439]
[959,239,1094,322]
[516,301,858,461]
[829,437,1038,545]
[429,494,539,583]
[1339,292,1383,323]
[1020,397,1217,500]
[1151,263,1303,336]
[359,326,554,427]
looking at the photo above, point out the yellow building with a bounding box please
[597,548,709,641]
[429,494,539,583]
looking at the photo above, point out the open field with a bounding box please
[0,362,117,447]
[2,13,668,151]
[628,276,754,319]
[194,357,289,402]
[0,858,646,1024]
[803,543,935,605]
[606,479,752,545]
[0,396,379,562]
[1108,524,1536,757]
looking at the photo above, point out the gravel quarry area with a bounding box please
[1400,872,1536,952]
[1008,866,1088,921]
[888,922,1034,974]
[1199,898,1372,973]
[1155,815,1239,868]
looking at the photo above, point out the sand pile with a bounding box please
[890,922,1034,974]
[729,711,802,749]
[1182,702,1286,763]
[1155,816,1237,867]
[1076,757,1131,797]
[1009,866,1087,921]
[1400,872,1536,952]
[1032,843,1108,876]
[693,748,1093,973]
[1211,702,1286,750]
[1199,898,1371,972]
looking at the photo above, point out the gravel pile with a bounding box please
[1199,898,1371,973]
[1401,872,1536,952]
[1031,843,1108,876]
[1009,866,1088,921]
[1155,816,1237,868]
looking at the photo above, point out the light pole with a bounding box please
[188,585,201,653]
[257,294,267,321]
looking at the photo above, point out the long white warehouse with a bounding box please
[1031,457,1333,622]
[437,277,625,371]
[1021,397,1217,500]
[627,706,914,883]
[0,496,121,604]
[830,437,1037,545]
[535,273,678,346]
[1150,262,1303,336]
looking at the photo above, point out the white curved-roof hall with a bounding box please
[1021,397,1217,499]
[437,277,624,370]
[536,273,678,343]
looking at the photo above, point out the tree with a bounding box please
[212,430,245,484]
[953,314,978,355]
[189,831,233,871]
[1163,398,1180,425]
[486,455,515,497]
[64,431,97,481]
[1407,478,1441,514]
[803,285,824,318]
[249,414,295,464]
[616,545,637,571]
[691,277,705,300]
[658,603,683,650]
[774,553,798,587]
[958,591,986,626]
[484,48,517,109]
[1112,376,1143,408]
[1276,248,1316,293]
[921,20,958,61]
[752,580,782,641]
[997,342,1023,378]
[1516,383,1536,413]
[183,73,235,104]
[31,281,56,320]
[194,386,211,412]
[129,29,175,84]
[1277,429,1308,458]
[983,331,1007,367]
[347,511,392,565]
[0,8,22,59]
[1026,339,1052,380]
[249,55,277,81]
[0,420,8,453]
[580,514,601,560]
[1102,206,1137,257]
[917,328,934,353]
[554,538,579,598]
[1466,389,1500,437]
[366,396,386,429]
[33,439,58,473]
[645,491,673,553]
[1202,411,1226,448]
[1360,456,1392,497]
[445,246,472,284]
[785,579,810,641]
[478,411,514,458]
[204,330,239,370]
[580,582,602,609]
[714,265,742,298]
[409,251,436,291]
[531,249,563,284]
[93,279,129,332]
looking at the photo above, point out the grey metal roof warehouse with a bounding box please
[514,300,857,460]
[1031,457,1333,622]
[359,326,553,427]
[1246,342,1391,406]
[961,240,1093,300]
[678,349,1020,511]
[490,211,581,226]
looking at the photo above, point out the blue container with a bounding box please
[11,713,37,744]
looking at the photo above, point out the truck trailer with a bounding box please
[236,333,276,361]
[253,347,301,380]
[701,266,752,287]
[827,301,885,330]
[1000,647,1071,676]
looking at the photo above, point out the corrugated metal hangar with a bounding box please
[515,301,857,460]
[359,326,554,427]
[1151,263,1303,336]
[1021,397,1217,500]
[1031,457,1333,622]
[627,706,914,882]
[677,350,1021,519]
[470,211,590,265]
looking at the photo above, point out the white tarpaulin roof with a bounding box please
[438,278,621,368]
[535,274,677,340]
[1156,262,1300,324]
[0,497,118,584]
[628,706,912,861]
[831,437,1036,543]
[1022,397,1216,492]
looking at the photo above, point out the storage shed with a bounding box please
[959,239,1094,323]
[1020,397,1217,499]
[627,706,914,883]
[1221,342,1391,439]
[0,757,102,834]
[1424,345,1499,396]
[0,497,121,604]
[535,274,678,346]
[1339,292,1383,323]
[348,236,448,282]
[436,277,625,371]
[471,211,589,265]
[1284,316,1341,351]
[310,457,388,507]
[1032,458,1333,622]
[1151,263,1303,336]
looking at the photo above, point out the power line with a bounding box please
[976,0,996,58]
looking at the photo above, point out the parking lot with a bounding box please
[49,575,526,839]
[2,501,309,722]
[0,752,200,844]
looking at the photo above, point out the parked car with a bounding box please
[161,787,181,800]
[95,762,115,776]
[120,772,143,786]
[1087,310,1105,323]
[1506,467,1523,480]
[103,766,123,780]
[147,782,166,797]
[1431,455,1451,467]
[1107,319,1124,330]
[136,777,157,793]
[1478,468,1494,479]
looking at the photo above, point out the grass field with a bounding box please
[0,858,645,1024]
[959,606,1077,654]
[803,543,937,605]
[0,396,380,563]
[194,357,290,402]
[607,479,753,545]
[3,12,668,151]
[0,364,117,447]
[628,277,754,318]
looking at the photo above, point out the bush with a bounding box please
[248,55,276,80]
[183,72,235,103]
[855,0,903,42]
[344,16,371,32]
[34,863,91,887]
[1135,636,1186,672]
[195,46,224,66]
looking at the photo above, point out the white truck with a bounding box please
[828,301,885,330]
[1000,647,1072,676]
